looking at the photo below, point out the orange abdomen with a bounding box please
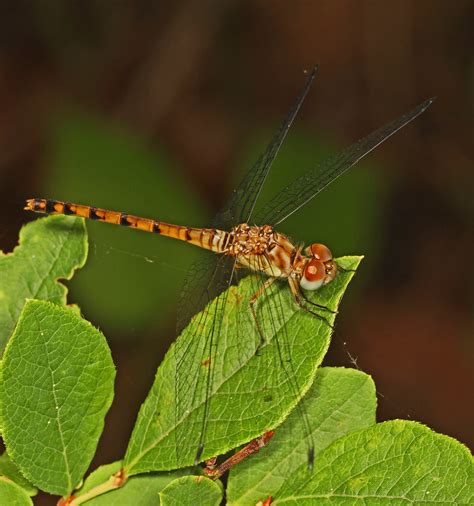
[25,198,228,253]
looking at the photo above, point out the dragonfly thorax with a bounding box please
[226,224,275,256]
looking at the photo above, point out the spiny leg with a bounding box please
[288,277,334,329]
[300,290,336,314]
[336,267,357,274]
[335,263,357,274]
[299,261,353,313]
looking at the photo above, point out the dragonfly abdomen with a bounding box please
[25,198,228,252]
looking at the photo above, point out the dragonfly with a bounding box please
[25,67,433,474]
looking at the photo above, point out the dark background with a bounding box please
[0,1,472,503]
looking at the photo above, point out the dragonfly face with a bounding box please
[300,243,337,291]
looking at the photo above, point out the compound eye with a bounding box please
[305,243,333,262]
[300,259,325,291]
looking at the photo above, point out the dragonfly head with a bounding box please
[300,243,337,291]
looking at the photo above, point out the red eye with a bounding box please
[301,259,325,291]
[306,243,332,262]
[304,259,325,282]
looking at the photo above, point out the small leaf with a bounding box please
[227,367,376,505]
[74,461,122,497]
[0,477,33,506]
[74,461,191,505]
[274,420,474,504]
[0,453,37,496]
[0,215,87,352]
[1,300,115,496]
[124,257,361,473]
[159,476,223,506]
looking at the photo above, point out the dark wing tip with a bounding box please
[303,65,319,81]
[421,96,436,110]
[399,96,436,126]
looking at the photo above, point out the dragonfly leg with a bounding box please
[335,262,356,273]
[203,430,275,480]
[299,290,336,314]
[288,278,334,329]
[249,277,277,350]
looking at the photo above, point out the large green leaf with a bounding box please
[274,420,473,504]
[124,256,362,474]
[227,367,376,505]
[159,476,223,506]
[0,215,87,352]
[0,300,115,496]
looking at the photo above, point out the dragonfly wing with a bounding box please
[173,68,320,461]
[255,98,435,226]
[174,254,238,462]
[176,252,237,334]
[177,67,319,331]
[174,255,323,466]
[212,66,318,230]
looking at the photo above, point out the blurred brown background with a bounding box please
[0,1,472,503]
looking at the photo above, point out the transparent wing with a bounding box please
[176,66,319,333]
[174,257,321,466]
[174,254,239,464]
[173,69,319,461]
[255,97,435,226]
[176,253,236,334]
[213,66,318,230]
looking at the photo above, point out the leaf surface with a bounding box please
[227,367,376,505]
[159,476,222,506]
[0,215,87,352]
[0,477,33,506]
[124,257,361,473]
[1,300,115,496]
[274,420,474,504]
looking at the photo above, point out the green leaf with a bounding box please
[274,420,474,504]
[74,461,122,497]
[227,367,376,505]
[0,215,87,352]
[44,110,208,334]
[0,453,37,496]
[74,461,191,505]
[0,478,33,506]
[124,256,362,473]
[0,360,3,433]
[0,300,115,496]
[159,476,223,506]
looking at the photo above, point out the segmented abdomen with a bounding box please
[25,198,229,253]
